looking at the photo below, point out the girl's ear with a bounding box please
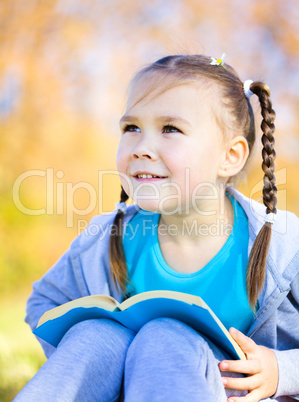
[217,136,249,178]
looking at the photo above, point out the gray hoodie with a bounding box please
[25,187,299,400]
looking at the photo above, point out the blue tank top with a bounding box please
[123,195,254,333]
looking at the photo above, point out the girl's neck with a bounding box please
[158,194,234,248]
[157,194,234,274]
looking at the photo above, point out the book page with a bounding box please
[119,290,207,311]
[37,294,118,326]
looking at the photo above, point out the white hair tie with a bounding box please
[243,80,254,99]
[264,213,276,224]
[115,202,127,214]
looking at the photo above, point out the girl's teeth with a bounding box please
[137,174,159,178]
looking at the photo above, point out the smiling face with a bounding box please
[116,82,229,215]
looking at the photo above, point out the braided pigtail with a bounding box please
[109,186,129,295]
[246,81,277,310]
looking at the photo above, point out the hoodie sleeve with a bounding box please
[25,248,91,358]
[273,270,299,399]
[272,349,299,399]
[24,211,124,358]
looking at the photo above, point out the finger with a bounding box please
[222,374,260,391]
[219,359,261,375]
[229,328,258,357]
[227,388,262,402]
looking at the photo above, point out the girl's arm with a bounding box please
[219,328,299,401]
[25,250,90,357]
[25,212,120,357]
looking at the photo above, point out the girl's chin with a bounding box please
[134,199,183,215]
[134,200,160,213]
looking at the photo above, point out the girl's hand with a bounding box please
[218,328,279,402]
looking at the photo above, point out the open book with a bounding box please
[34,290,245,360]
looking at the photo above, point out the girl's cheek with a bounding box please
[116,140,132,168]
[116,147,127,173]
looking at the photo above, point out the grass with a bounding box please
[0,296,46,401]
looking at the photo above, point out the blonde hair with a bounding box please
[109,55,277,309]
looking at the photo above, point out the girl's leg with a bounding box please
[14,319,135,402]
[124,318,228,402]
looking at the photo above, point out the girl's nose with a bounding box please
[131,137,157,160]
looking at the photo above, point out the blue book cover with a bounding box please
[33,290,245,360]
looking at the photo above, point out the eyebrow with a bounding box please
[119,115,192,127]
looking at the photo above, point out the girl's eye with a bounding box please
[122,124,182,134]
[163,125,182,134]
[122,124,141,133]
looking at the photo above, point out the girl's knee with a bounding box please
[128,318,208,359]
[125,318,215,383]
[137,317,192,338]
[59,318,134,351]
[136,317,205,347]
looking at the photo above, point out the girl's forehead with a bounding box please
[121,83,223,140]
[125,78,215,113]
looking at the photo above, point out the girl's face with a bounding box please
[116,83,228,215]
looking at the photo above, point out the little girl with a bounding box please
[16,54,299,402]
